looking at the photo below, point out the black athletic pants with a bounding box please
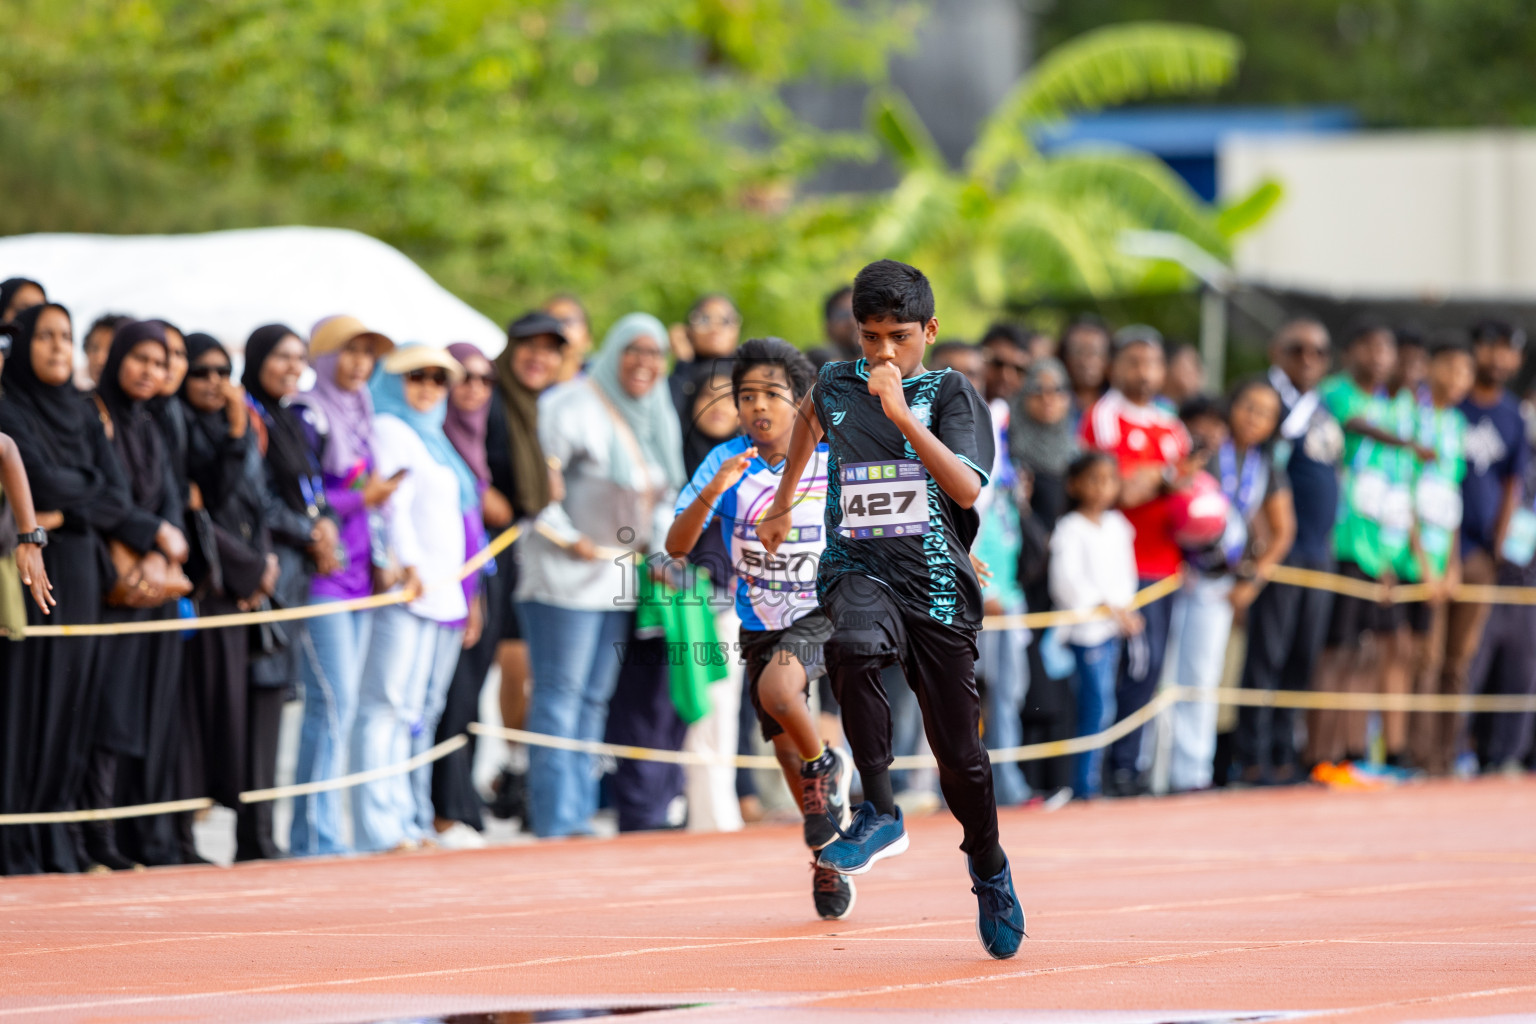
[822,574,999,861]
[1234,552,1335,777]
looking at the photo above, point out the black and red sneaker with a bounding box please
[813,861,856,920]
[800,745,852,850]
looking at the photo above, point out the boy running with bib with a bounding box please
[759,260,1024,960]
[665,337,855,921]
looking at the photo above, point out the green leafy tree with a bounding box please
[865,22,1278,335]
[0,0,915,340]
[1041,0,1536,128]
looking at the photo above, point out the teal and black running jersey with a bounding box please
[812,358,994,630]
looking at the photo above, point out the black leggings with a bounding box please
[822,574,999,861]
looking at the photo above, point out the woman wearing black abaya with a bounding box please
[241,324,330,860]
[0,303,139,875]
[176,333,278,861]
[85,320,193,869]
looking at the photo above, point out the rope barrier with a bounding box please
[237,734,467,804]
[9,525,521,638]
[0,736,469,826]
[13,685,1534,826]
[982,573,1183,631]
[12,528,1536,639]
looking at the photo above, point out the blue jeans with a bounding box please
[351,605,465,851]
[978,605,1031,806]
[518,602,630,838]
[1168,575,1234,792]
[292,601,373,856]
[1071,638,1122,798]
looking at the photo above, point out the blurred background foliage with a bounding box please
[0,0,918,341]
[1039,0,1536,128]
[11,2,1508,343]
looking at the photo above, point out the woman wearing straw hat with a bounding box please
[352,344,479,852]
[287,315,398,857]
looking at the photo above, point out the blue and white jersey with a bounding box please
[675,435,831,632]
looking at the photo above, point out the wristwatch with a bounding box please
[16,528,47,549]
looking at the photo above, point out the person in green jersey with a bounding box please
[1399,337,1474,771]
[1309,324,1429,774]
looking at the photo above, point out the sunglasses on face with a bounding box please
[187,365,232,381]
[987,357,1029,373]
[688,312,740,330]
[462,372,496,387]
[1283,344,1328,360]
[405,368,450,387]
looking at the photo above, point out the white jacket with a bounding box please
[1049,510,1138,647]
[373,414,470,624]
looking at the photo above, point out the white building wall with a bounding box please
[1220,130,1536,299]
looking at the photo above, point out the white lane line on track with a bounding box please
[4,909,1531,1017]
[9,869,1535,962]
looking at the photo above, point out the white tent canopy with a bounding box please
[0,227,505,357]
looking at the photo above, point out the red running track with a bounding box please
[2,777,1534,1024]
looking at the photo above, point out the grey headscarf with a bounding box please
[1009,357,1078,477]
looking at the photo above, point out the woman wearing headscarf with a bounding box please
[86,320,194,869]
[286,315,397,857]
[482,311,566,825]
[240,323,331,861]
[1010,357,1078,534]
[0,277,45,324]
[517,313,684,838]
[429,342,498,846]
[1008,356,1079,800]
[0,303,136,875]
[175,333,278,860]
[352,344,475,852]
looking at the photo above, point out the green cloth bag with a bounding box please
[634,563,728,725]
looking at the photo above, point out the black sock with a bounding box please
[862,767,896,817]
[971,842,1006,881]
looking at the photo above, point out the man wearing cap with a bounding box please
[1079,325,1193,797]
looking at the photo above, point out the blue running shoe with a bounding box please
[969,855,1026,960]
[815,801,908,876]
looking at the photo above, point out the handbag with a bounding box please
[106,537,194,609]
[93,395,194,609]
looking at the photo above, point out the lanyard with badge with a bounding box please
[1217,441,1264,566]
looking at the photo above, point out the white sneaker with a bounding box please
[434,822,488,850]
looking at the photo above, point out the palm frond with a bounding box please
[1216,178,1284,238]
[1015,148,1231,258]
[867,166,959,256]
[991,197,1120,299]
[970,23,1240,183]
[868,87,944,174]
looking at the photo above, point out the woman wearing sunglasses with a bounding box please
[351,345,479,852]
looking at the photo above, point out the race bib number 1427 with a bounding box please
[837,459,929,539]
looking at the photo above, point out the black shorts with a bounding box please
[494,543,522,642]
[1326,560,1403,646]
[741,610,833,742]
[1403,596,1432,635]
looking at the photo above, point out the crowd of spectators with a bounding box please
[0,271,1532,875]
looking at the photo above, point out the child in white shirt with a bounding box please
[1049,451,1143,798]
